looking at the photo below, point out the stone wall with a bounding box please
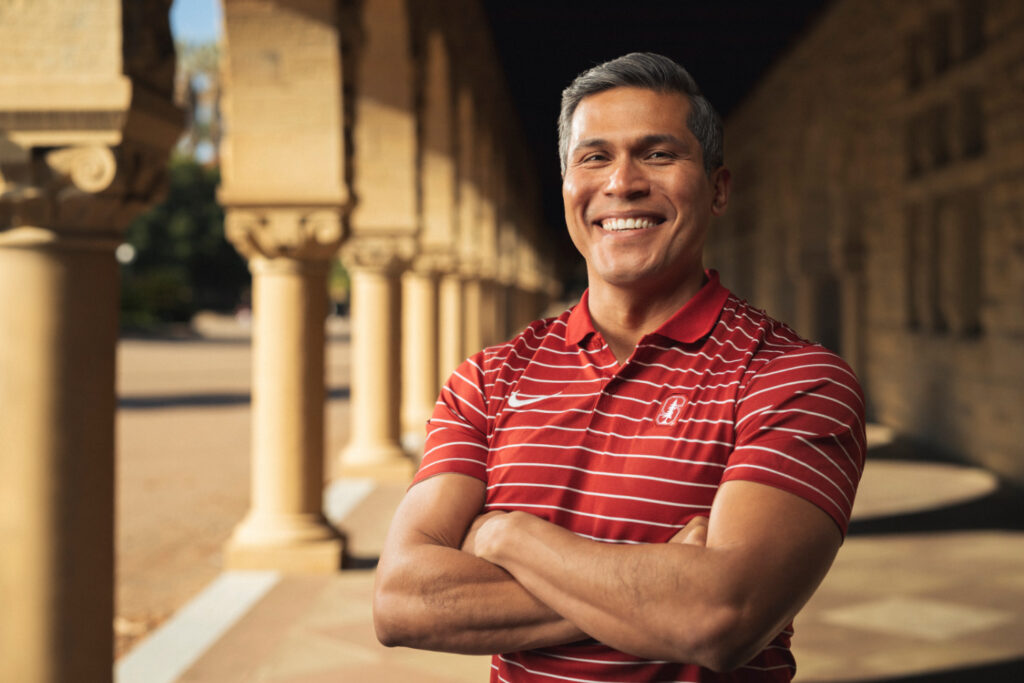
[707,0,1024,483]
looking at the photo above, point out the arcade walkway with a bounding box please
[112,320,1024,683]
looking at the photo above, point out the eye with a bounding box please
[581,152,608,163]
[646,150,676,160]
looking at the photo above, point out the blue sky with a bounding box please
[170,0,222,44]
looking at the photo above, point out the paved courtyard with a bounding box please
[114,314,351,656]
[115,315,1024,681]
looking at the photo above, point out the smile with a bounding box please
[598,217,662,232]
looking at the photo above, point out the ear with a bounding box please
[710,167,731,216]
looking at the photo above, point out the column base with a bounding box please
[400,430,426,461]
[339,441,416,482]
[224,536,345,573]
[224,513,345,573]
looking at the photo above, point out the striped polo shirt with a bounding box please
[414,271,866,682]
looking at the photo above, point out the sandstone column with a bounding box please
[219,0,349,570]
[337,0,418,477]
[513,242,547,332]
[462,273,485,355]
[340,241,413,477]
[405,30,456,453]
[401,256,444,456]
[439,271,467,383]
[223,210,346,571]
[831,208,867,376]
[0,2,181,680]
[1,150,122,683]
[496,216,520,341]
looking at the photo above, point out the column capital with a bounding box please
[225,205,345,262]
[0,141,167,247]
[410,249,456,276]
[340,236,413,274]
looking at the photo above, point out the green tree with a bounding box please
[120,155,249,327]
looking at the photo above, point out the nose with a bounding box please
[604,157,649,199]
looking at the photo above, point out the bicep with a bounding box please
[706,480,842,631]
[381,473,487,554]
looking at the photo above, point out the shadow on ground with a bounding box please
[119,386,350,410]
[852,435,1024,536]
[849,479,1024,536]
[874,655,1024,682]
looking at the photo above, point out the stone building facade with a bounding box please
[707,0,1024,484]
[0,1,554,680]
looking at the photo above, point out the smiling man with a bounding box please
[374,53,865,682]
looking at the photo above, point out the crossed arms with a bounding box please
[373,471,841,672]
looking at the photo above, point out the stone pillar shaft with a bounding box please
[341,247,411,478]
[439,272,465,384]
[223,209,346,572]
[794,279,817,342]
[463,276,484,357]
[839,273,864,374]
[0,239,118,682]
[0,1,180,674]
[401,268,440,456]
[247,260,327,527]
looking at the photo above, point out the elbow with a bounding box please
[670,605,767,673]
[372,590,401,647]
[700,643,757,674]
[373,579,419,648]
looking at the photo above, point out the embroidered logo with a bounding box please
[508,391,555,408]
[656,395,688,426]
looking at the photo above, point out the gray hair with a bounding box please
[558,52,723,177]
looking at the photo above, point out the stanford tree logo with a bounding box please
[656,395,687,426]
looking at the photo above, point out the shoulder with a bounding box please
[719,302,866,535]
[477,306,575,372]
[713,296,862,400]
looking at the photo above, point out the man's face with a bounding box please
[562,87,728,294]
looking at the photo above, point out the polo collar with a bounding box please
[566,270,729,346]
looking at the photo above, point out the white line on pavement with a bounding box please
[115,570,280,683]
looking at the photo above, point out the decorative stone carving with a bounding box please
[410,248,456,276]
[225,206,345,262]
[45,145,118,194]
[340,235,413,273]
[0,142,168,245]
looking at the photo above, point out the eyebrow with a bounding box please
[572,133,690,154]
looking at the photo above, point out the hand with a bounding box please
[461,510,508,555]
[669,516,708,547]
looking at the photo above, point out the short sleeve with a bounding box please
[724,346,866,536]
[412,354,491,485]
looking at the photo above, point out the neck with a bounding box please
[587,269,707,364]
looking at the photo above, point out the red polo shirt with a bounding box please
[415,271,865,682]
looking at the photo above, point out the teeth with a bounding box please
[601,217,656,231]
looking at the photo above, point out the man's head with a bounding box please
[559,54,731,299]
[558,52,723,177]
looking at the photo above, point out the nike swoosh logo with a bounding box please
[507,391,557,408]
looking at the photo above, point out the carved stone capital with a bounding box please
[0,141,171,247]
[340,236,413,275]
[409,249,456,276]
[46,145,118,194]
[225,207,345,262]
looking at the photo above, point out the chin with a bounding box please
[596,270,661,288]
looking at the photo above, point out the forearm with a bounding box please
[374,539,586,654]
[475,513,741,666]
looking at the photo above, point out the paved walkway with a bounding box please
[114,321,1024,682]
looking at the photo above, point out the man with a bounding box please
[374,52,864,682]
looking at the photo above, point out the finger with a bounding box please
[460,510,505,552]
[669,516,709,546]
